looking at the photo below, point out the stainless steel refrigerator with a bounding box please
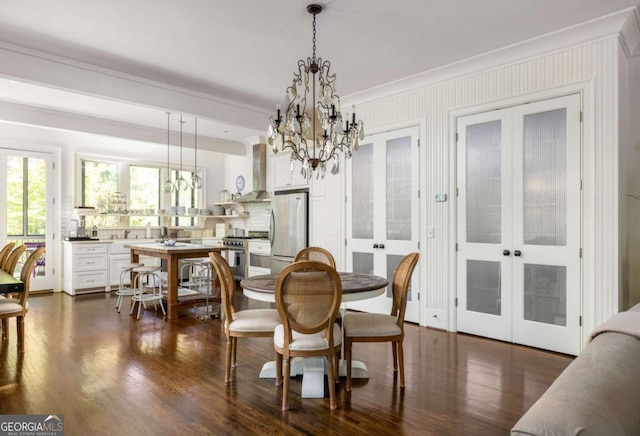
[270,190,308,274]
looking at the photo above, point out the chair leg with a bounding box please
[232,337,238,368]
[158,298,166,316]
[17,315,24,354]
[275,350,282,386]
[345,339,353,391]
[225,335,232,384]
[327,353,337,410]
[392,340,399,374]
[334,346,340,383]
[282,357,290,411]
[398,341,405,388]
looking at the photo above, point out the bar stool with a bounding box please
[129,266,166,320]
[181,258,219,320]
[115,262,143,313]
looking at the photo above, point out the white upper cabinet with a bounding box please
[269,153,309,191]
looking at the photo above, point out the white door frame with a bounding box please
[0,145,58,291]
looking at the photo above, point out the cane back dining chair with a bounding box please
[209,252,281,385]
[343,252,419,391]
[294,247,336,269]
[0,242,16,299]
[0,246,45,353]
[0,242,16,271]
[4,245,27,276]
[274,260,342,411]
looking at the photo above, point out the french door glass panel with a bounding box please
[467,260,501,316]
[346,126,420,322]
[386,137,412,241]
[466,120,502,244]
[523,264,567,326]
[352,143,374,239]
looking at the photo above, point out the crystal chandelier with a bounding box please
[267,4,364,177]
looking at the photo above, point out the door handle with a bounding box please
[503,249,510,256]
[373,243,379,249]
[514,250,522,257]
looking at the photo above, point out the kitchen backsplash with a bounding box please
[244,202,271,232]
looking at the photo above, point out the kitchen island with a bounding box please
[125,242,223,319]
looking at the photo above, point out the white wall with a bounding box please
[628,56,640,307]
[338,11,639,338]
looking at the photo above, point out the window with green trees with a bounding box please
[6,156,46,237]
[80,158,200,228]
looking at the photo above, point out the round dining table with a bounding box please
[240,271,389,398]
[241,271,389,303]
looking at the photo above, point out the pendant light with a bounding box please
[162,112,175,193]
[175,115,190,191]
[190,117,203,189]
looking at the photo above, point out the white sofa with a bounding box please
[511,304,640,435]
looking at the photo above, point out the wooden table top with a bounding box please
[124,242,221,254]
[0,269,24,293]
[241,272,389,296]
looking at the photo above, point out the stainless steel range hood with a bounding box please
[236,143,268,203]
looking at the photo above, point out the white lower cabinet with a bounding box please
[109,254,161,287]
[63,242,110,295]
[247,240,271,277]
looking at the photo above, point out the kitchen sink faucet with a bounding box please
[124,230,131,239]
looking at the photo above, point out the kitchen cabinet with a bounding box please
[63,241,110,295]
[108,240,160,287]
[270,153,309,191]
[247,240,271,277]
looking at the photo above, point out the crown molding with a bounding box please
[344,7,640,106]
[619,7,640,57]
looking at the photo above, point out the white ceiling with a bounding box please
[0,0,639,150]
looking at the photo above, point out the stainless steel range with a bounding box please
[222,237,249,281]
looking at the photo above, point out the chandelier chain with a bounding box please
[312,13,317,61]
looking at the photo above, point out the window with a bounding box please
[7,156,47,237]
[81,159,120,227]
[79,157,202,228]
[130,165,161,226]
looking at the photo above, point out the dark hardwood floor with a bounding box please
[0,291,573,435]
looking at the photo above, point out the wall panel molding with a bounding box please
[341,36,624,339]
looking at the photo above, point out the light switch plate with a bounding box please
[435,193,447,202]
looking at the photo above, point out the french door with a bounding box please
[0,149,55,291]
[346,126,420,322]
[456,94,581,355]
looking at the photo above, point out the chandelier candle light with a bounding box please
[268,3,364,177]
